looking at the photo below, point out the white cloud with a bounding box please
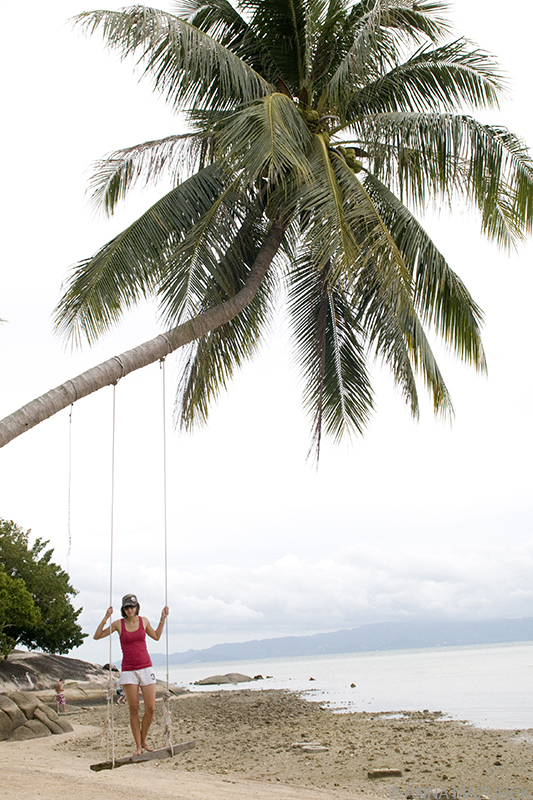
[74,536,533,662]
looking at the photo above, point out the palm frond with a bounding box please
[296,135,362,282]
[382,0,452,45]
[325,7,399,102]
[354,248,453,418]
[325,0,452,105]
[89,132,208,215]
[346,39,504,117]
[73,6,274,112]
[175,0,281,83]
[214,92,313,186]
[309,0,352,86]
[240,0,311,89]
[299,150,453,416]
[364,172,486,370]
[287,257,374,459]
[177,268,277,430]
[175,197,278,427]
[297,139,410,296]
[157,183,268,326]
[348,113,533,246]
[333,158,453,415]
[296,146,419,411]
[54,165,228,345]
[472,125,533,245]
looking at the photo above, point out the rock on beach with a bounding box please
[0,649,114,741]
[194,672,255,685]
[0,649,111,693]
[0,691,73,741]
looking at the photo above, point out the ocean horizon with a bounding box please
[156,640,533,730]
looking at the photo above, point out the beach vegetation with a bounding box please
[0,570,40,659]
[0,518,86,657]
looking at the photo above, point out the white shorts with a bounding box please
[120,667,156,686]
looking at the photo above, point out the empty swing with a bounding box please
[90,358,195,771]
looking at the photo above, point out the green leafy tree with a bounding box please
[1,0,533,453]
[0,519,86,655]
[0,570,40,658]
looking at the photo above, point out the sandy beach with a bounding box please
[2,689,533,799]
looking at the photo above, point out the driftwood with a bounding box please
[90,740,195,771]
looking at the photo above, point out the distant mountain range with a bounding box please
[151,617,533,666]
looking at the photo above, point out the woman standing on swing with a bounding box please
[94,593,169,755]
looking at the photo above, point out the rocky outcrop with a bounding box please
[0,651,190,714]
[0,692,73,741]
[0,650,110,692]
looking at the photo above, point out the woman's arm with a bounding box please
[93,607,118,640]
[145,606,169,641]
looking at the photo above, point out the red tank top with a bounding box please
[120,617,152,671]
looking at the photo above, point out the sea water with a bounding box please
[160,641,533,730]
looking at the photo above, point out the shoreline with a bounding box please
[158,641,533,732]
[2,687,530,798]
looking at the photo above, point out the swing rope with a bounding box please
[67,403,74,571]
[160,356,174,752]
[104,382,117,766]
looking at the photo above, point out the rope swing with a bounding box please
[90,364,195,771]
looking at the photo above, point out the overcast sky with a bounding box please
[1,0,532,665]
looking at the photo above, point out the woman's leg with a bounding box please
[122,683,142,755]
[139,683,156,751]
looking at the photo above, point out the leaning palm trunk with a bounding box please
[0,220,286,448]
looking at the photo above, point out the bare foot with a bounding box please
[142,742,154,752]
[133,746,142,756]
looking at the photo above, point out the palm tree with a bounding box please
[1,0,532,452]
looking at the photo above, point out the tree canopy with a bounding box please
[1,0,533,453]
[0,571,40,659]
[0,519,86,657]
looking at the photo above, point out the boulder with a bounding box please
[34,702,73,732]
[0,691,73,741]
[167,683,188,696]
[194,673,253,685]
[6,722,38,741]
[34,707,65,734]
[0,650,110,692]
[0,709,12,741]
[194,674,231,685]
[34,702,59,720]
[225,673,253,684]
[8,719,51,741]
[0,695,26,729]
[54,714,74,733]
[6,690,41,718]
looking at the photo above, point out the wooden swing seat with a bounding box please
[90,740,195,771]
